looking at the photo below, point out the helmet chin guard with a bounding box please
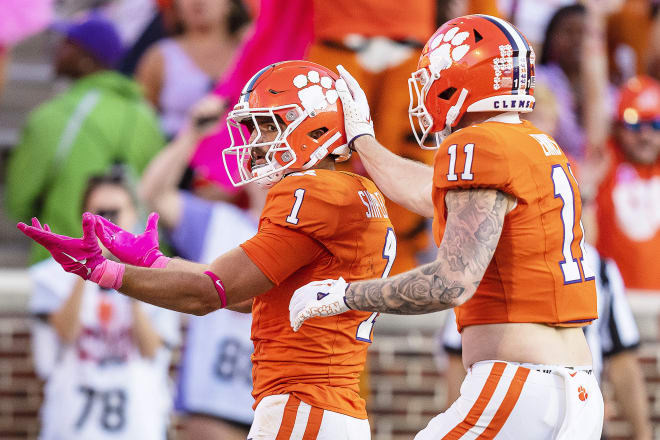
[222,104,302,188]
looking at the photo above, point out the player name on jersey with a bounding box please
[529,133,563,157]
[357,190,388,219]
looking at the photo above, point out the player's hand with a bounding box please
[94,212,169,268]
[289,277,350,332]
[335,65,375,147]
[17,213,106,280]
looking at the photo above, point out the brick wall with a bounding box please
[1,270,659,439]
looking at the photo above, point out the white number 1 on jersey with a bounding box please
[356,228,397,342]
[286,189,305,225]
[551,164,595,284]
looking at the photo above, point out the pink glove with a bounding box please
[17,213,125,289]
[94,212,170,268]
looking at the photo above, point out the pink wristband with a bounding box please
[90,260,125,290]
[204,270,227,308]
[150,256,171,268]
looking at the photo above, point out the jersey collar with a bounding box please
[485,112,522,124]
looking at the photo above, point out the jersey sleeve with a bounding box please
[433,125,513,194]
[240,220,326,285]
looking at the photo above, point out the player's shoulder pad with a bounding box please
[261,170,348,237]
[434,123,512,191]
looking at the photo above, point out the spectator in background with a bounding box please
[307,0,437,274]
[139,97,264,440]
[537,4,590,159]
[5,13,165,264]
[135,0,249,139]
[30,171,180,440]
[534,1,614,165]
[595,75,660,291]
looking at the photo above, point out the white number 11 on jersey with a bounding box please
[551,164,595,284]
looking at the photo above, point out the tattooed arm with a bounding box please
[345,188,512,314]
[351,135,435,218]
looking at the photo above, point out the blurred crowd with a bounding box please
[1,0,659,439]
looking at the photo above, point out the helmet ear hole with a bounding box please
[473,29,483,43]
[438,87,457,100]
[308,127,329,140]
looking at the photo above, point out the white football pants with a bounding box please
[247,394,371,440]
[415,360,603,440]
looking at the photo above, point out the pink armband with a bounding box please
[90,260,125,290]
[150,256,171,268]
[204,270,227,308]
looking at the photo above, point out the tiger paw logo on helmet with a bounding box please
[293,70,339,114]
[427,27,471,75]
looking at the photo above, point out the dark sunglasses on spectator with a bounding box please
[624,119,660,132]
[94,209,119,224]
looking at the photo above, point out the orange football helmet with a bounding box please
[409,14,536,149]
[223,60,349,188]
[616,75,660,124]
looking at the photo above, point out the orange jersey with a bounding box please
[596,142,660,290]
[312,0,435,44]
[240,170,396,419]
[431,120,597,332]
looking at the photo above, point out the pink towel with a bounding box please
[189,0,313,189]
[0,0,54,47]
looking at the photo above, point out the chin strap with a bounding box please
[303,131,343,169]
[439,88,469,141]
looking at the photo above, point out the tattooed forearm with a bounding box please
[345,260,466,314]
[345,189,511,314]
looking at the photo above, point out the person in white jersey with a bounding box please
[30,171,180,440]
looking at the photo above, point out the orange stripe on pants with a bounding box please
[275,395,301,440]
[476,367,530,439]
[302,406,324,439]
[442,362,507,440]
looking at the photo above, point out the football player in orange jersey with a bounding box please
[290,15,604,439]
[18,61,397,439]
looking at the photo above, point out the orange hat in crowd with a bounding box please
[617,75,660,124]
